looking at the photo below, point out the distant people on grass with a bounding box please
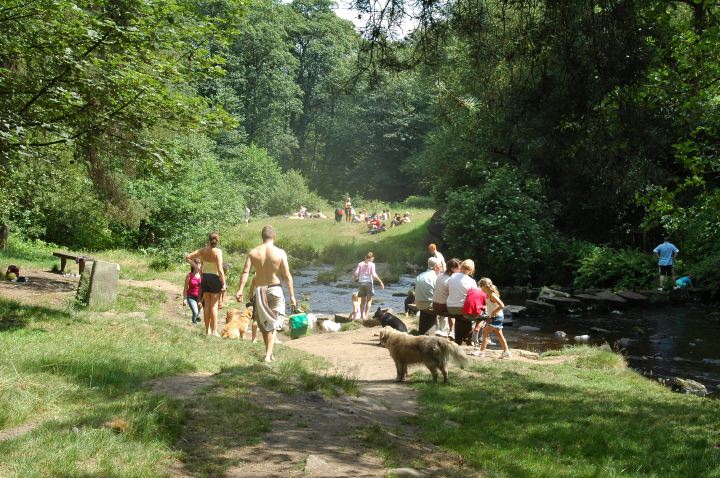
[446,259,478,345]
[236,225,296,363]
[474,278,511,358]
[244,206,251,225]
[352,251,384,320]
[653,237,679,290]
[433,258,460,338]
[186,232,226,336]
[183,259,203,324]
[335,207,344,222]
[416,257,442,335]
[344,197,352,223]
[428,243,446,272]
[218,262,231,309]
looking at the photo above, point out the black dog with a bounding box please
[373,307,408,333]
[404,290,417,314]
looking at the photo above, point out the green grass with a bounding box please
[0,296,356,477]
[405,347,720,478]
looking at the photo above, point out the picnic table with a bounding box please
[53,252,94,274]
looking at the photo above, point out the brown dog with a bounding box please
[379,326,468,383]
[221,307,253,339]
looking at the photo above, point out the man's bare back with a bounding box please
[248,243,286,287]
[236,226,295,307]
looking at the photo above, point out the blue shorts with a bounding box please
[489,315,504,329]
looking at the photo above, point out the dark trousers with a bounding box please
[418,309,437,335]
[453,316,473,346]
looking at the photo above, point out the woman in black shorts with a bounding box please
[186,232,225,336]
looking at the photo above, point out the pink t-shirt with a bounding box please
[187,273,202,297]
[354,261,376,283]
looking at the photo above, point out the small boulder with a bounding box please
[671,378,708,397]
[554,331,567,338]
[574,335,590,342]
[617,337,636,347]
[519,325,541,332]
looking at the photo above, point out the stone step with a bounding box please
[615,291,648,302]
[593,291,628,306]
[524,299,556,315]
[503,305,527,317]
[539,296,583,311]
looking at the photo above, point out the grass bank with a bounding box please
[1,209,435,287]
[0,294,355,478]
[399,346,720,478]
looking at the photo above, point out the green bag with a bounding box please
[289,312,309,339]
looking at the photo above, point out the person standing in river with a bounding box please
[186,233,225,336]
[653,236,679,291]
[236,225,296,362]
[353,252,384,319]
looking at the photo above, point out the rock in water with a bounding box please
[519,325,541,332]
[671,378,708,397]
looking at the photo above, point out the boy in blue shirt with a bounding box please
[653,237,679,290]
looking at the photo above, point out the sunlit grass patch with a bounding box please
[414,348,720,478]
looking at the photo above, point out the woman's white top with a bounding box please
[446,272,478,308]
[432,273,452,304]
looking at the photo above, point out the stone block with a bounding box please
[87,261,120,309]
[524,299,556,315]
[615,291,648,302]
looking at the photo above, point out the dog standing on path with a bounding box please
[373,307,408,333]
[379,326,468,383]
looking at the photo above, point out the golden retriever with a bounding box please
[379,326,469,383]
[221,307,253,339]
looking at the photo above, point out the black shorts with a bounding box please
[201,273,222,294]
[659,265,674,276]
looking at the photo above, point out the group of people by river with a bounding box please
[182,227,512,362]
[349,243,511,357]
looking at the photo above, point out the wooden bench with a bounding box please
[53,252,94,274]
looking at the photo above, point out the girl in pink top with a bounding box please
[183,259,202,324]
[353,252,384,319]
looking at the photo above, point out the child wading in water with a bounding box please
[473,278,511,358]
[350,292,361,320]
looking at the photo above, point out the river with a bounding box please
[292,265,720,396]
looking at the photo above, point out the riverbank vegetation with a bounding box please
[2,0,719,289]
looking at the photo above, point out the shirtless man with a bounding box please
[236,225,296,362]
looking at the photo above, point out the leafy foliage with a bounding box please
[573,246,656,290]
[442,166,559,285]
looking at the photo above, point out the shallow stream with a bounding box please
[292,265,720,395]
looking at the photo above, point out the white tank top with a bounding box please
[486,294,503,317]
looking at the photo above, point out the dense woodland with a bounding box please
[1,0,718,288]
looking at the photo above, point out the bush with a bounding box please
[442,166,560,285]
[400,195,435,209]
[264,170,328,216]
[573,246,656,290]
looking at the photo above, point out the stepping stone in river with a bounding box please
[524,300,556,315]
[615,291,648,302]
